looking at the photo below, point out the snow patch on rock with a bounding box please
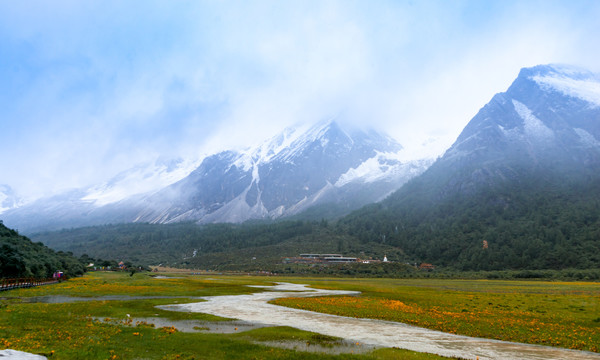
[512,100,554,141]
[335,152,432,187]
[532,72,600,107]
[574,128,600,148]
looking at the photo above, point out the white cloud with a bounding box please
[1,0,600,199]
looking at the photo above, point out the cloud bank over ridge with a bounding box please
[1,0,600,199]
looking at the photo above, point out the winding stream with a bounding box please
[160,282,600,360]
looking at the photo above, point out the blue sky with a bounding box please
[2,0,600,198]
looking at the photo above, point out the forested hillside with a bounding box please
[31,182,600,273]
[336,65,600,271]
[0,221,85,278]
[32,220,406,269]
[340,173,600,271]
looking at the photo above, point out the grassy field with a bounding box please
[0,272,452,360]
[273,278,600,353]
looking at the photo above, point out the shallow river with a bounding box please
[160,282,600,360]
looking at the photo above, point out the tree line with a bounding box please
[0,220,85,278]
[24,172,600,274]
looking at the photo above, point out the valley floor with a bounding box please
[0,272,599,359]
[163,282,600,360]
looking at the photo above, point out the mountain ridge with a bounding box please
[2,120,431,232]
[340,64,600,270]
[26,64,600,273]
[131,120,429,224]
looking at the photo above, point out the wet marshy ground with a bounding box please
[161,282,600,360]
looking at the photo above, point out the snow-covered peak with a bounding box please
[532,64,595,78]
[232,119,359,170]
[232,122,315,171]
[277,120,351,161]
[529,64,600,107]
[82,157,203,206]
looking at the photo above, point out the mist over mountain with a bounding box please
[0,185,23,214]
[0,158,203,232]
[24,64,600,273]
[132,120,431,224]
[82,157,203,207]
[439,64,600,185]
[2,121,432,232]
[342,64,600,270]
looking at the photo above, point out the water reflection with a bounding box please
[14,295,203,304]
[96,316,266,333]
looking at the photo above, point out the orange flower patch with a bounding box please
[273,292,600,353]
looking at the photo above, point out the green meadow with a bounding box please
[274,278,600,352]
[1,271,599,359]
[0,272,449,360]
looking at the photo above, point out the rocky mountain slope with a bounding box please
[342,64,600,270]
[437,64,600,191]
[2,121,431,232]
[132,120,431,224]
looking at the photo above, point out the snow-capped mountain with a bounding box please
[379,63,600,206]
[343,64,600,271]
[0,184,23,214]
[438,64,600,188]
[0,157,203,231]
[82,157,203,206]
[133,120,431,224]
[1,120,432,232]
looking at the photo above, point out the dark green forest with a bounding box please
[32,220,405,270]
[340,173,600,271]
[19,168,600,275]
[0,221,85,278]
[30,174,600,274]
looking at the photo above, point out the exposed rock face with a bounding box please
[2,121,431,231]
[133,120,431,224]
[421,64,600,198]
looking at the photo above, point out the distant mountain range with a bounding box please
[2,121,432,232]
[28,64,600,272]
